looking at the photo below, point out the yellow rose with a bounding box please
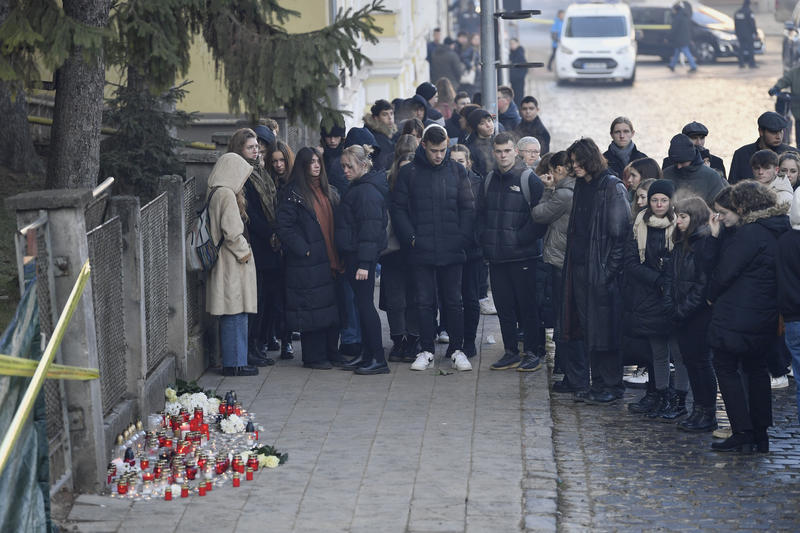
[165,387,178,403]
[264,455,280,469]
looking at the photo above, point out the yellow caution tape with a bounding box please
[0,353,99,380]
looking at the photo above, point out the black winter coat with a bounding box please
[622,218,673,338]
[335,169,389,270]
[390,145,476,266]
[514,117,551,155]
[729,139,798,184]
[664,226,714,324]
[603,143,647,179]
[662,153,726,181]
[323,145,349,194]
[445,114,464,141]
[276,182,339,332]
[465,167,484,261]
[661,149,728,206]
[707,206,791,354]
[478,161,546,263]
[562,170,632,351]
[498,101,522,132]
[669,8,692,47]
[364,115,396,172]
[464,134,494,178]
[777,227,800,322]
[243,174,280,270]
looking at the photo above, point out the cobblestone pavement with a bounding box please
[550,378,800,532]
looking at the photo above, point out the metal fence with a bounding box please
[86,217,127,415]
[183,177,201,333]
[140,193,169,375]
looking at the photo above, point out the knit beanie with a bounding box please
[467,108,492,131]
[253,125,275,147]
[320,119,346,139]
[668,133,696,163]
[416,82,438,102]
[647,179,675,201]
[344,127,378,151]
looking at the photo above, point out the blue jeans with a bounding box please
[669,46,697,69]
[336,276,361,344]
[785,321,800,425]
[219,313,248,368]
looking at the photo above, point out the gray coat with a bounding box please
[531,177,575,269]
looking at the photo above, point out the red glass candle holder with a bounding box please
[232,473,240,487]
[245,467,253,481]
[140,458,150,470]
[164,487,172,501]
[180,484,189,498]
[198,485,206,496]
[218,402,227,415]
[206,480,213,492]
[180,409,190,423]
[142,472,154,482]
[247,456,258,472]
[117,481,128,495]
[201,423,210,439]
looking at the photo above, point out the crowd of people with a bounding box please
[203,73,800,454]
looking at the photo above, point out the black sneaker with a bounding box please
[302,361,333,370]
[552,380,577,394]
[267,337,281,351]
[491,351,521,370]
[517,352,542,372]
[280,342,294,360]
[222,365,259,377]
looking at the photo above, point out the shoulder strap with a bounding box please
[520,169,533,206]
[203,186,222,211]
[483,171,494,195]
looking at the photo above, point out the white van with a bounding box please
[554,2,638,85]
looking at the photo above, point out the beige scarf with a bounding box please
[632,210,674,263]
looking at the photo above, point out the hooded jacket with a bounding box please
[777,189,800,321]
[531,176,575,269]
[276,181,340,332]
[766,174,795,206]
[707,205,791,354]
[478,161,546,263]
[561,170,632,351]
[322,143,348,194]
[363,114,396,172]
[390,144,476,266]
[729,139,798,184]
[665,225,714,324]
[515,116,551,155]
[205,153,257,316]
[335,169,389,269]
[498,101,522,132]
[661,148,729,206]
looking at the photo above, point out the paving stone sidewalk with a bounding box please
[62,310,557,533]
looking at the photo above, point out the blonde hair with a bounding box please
[341,144,374,173]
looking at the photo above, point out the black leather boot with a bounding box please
[753,426,769,453]
[659,390,688,420]
[711,431,754,453]
[644,389,669,418]
[681,406,718,433]
[677,406,702,430]
[628,390,659,414]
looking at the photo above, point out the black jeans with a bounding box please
[414,264,464,354]
[478,261,489,300]
[571,264,623,394]
[248,268,270,349]
[462,257,482,348]
[380,261,419,338]
[677,307,717,409]
[300,326,339,364]
[490,259,539,355]
[713,347,772,433]
[345,255,385,363]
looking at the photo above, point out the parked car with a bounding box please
[631,1,765,64]
[554,2,638,85]
[782,1,800,71]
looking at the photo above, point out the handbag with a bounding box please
[460,68,476,86]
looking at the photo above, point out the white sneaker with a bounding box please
[410,351,434,371]
[479,297,497,315]
[451,350,472,371]
[485,335,496,344]
[623,367,648,386]
[771,375,789,389]
[436,331,450,344]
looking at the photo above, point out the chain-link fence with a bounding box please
[141,194,169,375]
[86,217,127,415]
[183,177,202,333]
[84,196,108,232]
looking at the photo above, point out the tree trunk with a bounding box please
[46,0,110,189]
[0,0,41,174]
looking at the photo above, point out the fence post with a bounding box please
[5,189,106,492]
[108,197,148,417]
[157,175,191,379]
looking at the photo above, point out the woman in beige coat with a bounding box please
[206,152,259,376]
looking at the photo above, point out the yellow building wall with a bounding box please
[178,0,330,114]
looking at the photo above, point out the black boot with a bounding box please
[711,431,754,453]
[680,406,718,432]
[403,335,421,362]
[628,390,659,414]
[644,389,669,418]
[280,341,294,360]
[659,390,688,420]
[677,405,702,430]
[388,335,406,362]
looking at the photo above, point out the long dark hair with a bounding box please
[267,140,295,187]
[289,147,332,205]
[566,137,608,177]
[672,196,711,253]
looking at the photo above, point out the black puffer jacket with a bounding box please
[390,144,476,266]
[603,143,647,179]
[622,214,674,337]
[707,206,791,354]
[243,169,280,270]
[276,182,339,332]
[478,161,546,263]
[335,169,389,270]
[465,167,484,261]
[323,144,348,194]
[464,134,494,178]
[664,225,714,323]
